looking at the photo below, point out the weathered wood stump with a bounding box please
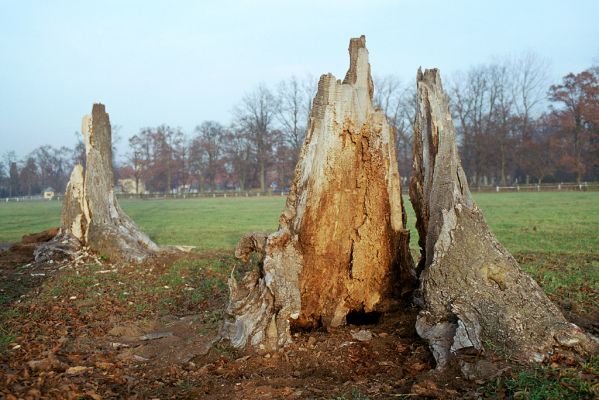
[58,104,158,262]
[409,68,597,367]
[222,36,415,350]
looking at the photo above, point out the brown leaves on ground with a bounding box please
[0,243,597,399]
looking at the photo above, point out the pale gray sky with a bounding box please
[1,0,598,156]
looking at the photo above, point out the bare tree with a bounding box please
[132,125,186,193]
[234,84,278,192]
[276,77,310,157]
[31,146,72,193]
[8,162,18,197]
[111,124,123,170]
[72,131,86,168]
[0,160,6,196]
[19,157,38,196]
[509,52,550,183]
[128,134,148,194]
[222,127,254,190]
[487,61,514,185]
[4,152,18,197]
[373,75,416,182]
[189,121,226,191]
[520,115,558,184]
[450,66,492,185]
[449,56,543,185]
[512,52,549,140]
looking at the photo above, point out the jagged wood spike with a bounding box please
[409,68,597,367]
[222,36,415,350]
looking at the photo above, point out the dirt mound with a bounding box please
[0,227,61,305]
[0,227,58,266]
[20,228,59,245]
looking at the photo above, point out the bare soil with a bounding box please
[0,231,596,399]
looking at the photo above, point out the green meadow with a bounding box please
[1,192,597,255]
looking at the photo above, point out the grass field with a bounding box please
[1,192,598,255]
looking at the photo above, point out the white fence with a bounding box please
[489,182,596,192]
[1,183,597,203]
[1,191,290,203]
[2,195,57,202]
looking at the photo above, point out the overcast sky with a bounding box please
[1,0,598,157]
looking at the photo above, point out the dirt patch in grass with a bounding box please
[0,247,597,399]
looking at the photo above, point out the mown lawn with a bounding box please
[1,192,597,255]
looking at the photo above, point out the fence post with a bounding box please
[558,184,561,191]
[495,186,499,192]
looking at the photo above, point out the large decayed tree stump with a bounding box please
[222,36,415,350]
[59,104,159,262]
[409,69,597,367]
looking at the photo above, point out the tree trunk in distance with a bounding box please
[59,104,159,262]
[222,36,415,351]
[409,68,597,368]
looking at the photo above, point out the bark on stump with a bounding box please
[222,36,415,350]
[409,68,597,367]
[59,104,158,262]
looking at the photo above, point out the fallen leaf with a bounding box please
[27,357,67,372]
[66,366,91,374]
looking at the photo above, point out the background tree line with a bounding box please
[1,54,598,197]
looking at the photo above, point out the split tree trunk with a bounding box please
[409,69,597,367]
[222,36,415,350]
[59,104,159,262]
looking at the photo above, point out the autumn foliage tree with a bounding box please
[548,70,599,183]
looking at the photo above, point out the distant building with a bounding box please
[43,187,55,200]
[176,184,191,193]
[117,179,145,194]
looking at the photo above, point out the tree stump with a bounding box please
[59,104,159,262]
[222,36,415,350]
[409,69,597,367]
